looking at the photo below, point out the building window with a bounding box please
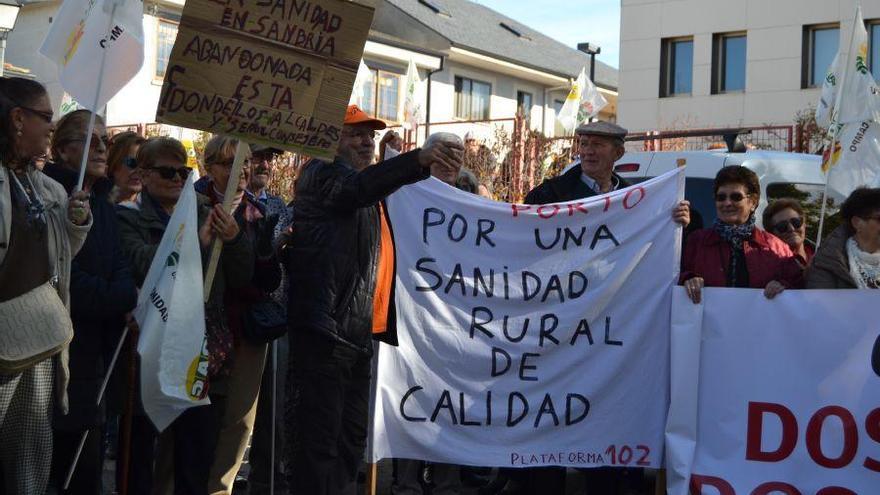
[155,19,178,80]
[362,68,401,122]
[870,21,880,81]
[376,71,400,122]
[517,91,532,119]
[712,33,746,93]
[454,76,491,120]
[660,37,694,97]
[803,24,839,88]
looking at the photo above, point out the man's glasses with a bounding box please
[772,217,803,234]
[149,166,190,181]
[715,192,746,203]
[19,106,54,124]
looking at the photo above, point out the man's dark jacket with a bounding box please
[44,162,137,428]
[285,150,428,354]
[523,164,629,204]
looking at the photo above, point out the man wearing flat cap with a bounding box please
[512,122,689,494]
[526,120,689,223]
[282,105,462,494]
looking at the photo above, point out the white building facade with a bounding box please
[617,0,880,132]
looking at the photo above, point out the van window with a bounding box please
[766,183,844,244]
[683,178,716,230]
[625,177,716,230]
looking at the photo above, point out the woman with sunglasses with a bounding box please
[193,135,282,494]
[681,166,803,304]
[107,131,146,208]
[0,78,92,495]
[40,109,138,494]
[807,188,880,289]
[762,198,814,267]
[116,136,254,495]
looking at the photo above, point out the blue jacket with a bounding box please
[44,162,137,428]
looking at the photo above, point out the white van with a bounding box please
[606,150,842,243]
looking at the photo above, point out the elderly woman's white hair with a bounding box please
[425,132,463,148]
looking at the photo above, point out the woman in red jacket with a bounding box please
[681,166,803,303]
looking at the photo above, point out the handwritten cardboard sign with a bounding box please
[156,0,376,159]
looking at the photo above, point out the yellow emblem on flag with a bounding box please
[185,341,210,401]
[62,21,86,66]
[821,140,842,172]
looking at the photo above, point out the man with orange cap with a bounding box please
[282,105,462,494]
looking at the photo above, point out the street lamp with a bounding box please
[577,42,601,122]
[576,42,601,83]
[0,1,21,78]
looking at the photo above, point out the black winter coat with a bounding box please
[44,163,138,429]
[523,164,629,204]
[285,150,428,354]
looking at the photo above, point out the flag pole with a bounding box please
[816,6,860,248]
[270,339,277,495]
[203,140,249,299]
[63,324,130,489]
[74,0,120,193]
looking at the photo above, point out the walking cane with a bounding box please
[270,339,277,495]
[118,327,137,495]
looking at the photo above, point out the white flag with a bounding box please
[349,59,374,107]
[402,58,423,131]
[557,67,608,133]
[816,6,880,189]
[814,54,839,130]
[135,174,209,432]
[835,7,880,125]
[39,0,145,111]
[827,121,880,197]
[58,92,83,117]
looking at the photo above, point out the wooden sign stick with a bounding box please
[203,140,249,300]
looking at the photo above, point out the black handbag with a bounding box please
[243,299,288,344]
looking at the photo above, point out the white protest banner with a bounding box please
[39,0,144,111]
[668,288,880,495]
[135,174,209,432]
[370,168,684,468]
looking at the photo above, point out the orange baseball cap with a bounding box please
[344,104,387,130]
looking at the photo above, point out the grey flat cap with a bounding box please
[575,121,628,139]
[249,143,283,154]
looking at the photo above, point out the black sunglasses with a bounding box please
[149,166,190,181]
[715,192,746,203]
[19,105,54,124]
[123,157,138,169]
[772,217,803,234]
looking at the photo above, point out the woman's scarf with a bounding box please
[712,216,756,251]
[846,237,880,289]
[713,216,756,287]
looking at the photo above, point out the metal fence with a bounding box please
[109,117,819,204]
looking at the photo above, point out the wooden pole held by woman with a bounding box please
[203,141,248,299]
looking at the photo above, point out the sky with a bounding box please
[473,0,621,69]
